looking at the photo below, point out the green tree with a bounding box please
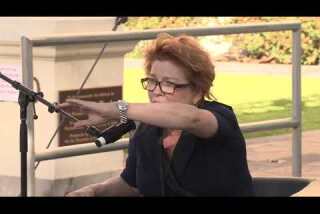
[123,17,220,58]
[225,17,320,65]
[124,17,320,65]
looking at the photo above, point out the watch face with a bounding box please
[118,101,128,110]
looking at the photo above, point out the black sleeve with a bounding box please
[202,102,239,140]
[120,137,137,188]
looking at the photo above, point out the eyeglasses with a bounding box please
[141,77,191,94]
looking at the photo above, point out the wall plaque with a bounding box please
[58,86,122,146]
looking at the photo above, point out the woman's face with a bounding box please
[147,60,201,105]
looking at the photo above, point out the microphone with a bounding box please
[116,16,128,25]
[112,17,128,31]
[94,120,136,147]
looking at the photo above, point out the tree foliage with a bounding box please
[123,17,220,58]
[124,17,320,65]
[224,17,320,65]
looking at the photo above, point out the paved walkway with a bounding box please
[246,130,320,179]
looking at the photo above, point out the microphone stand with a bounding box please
[0,72,101,197]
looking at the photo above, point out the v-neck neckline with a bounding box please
[161,130,184,163]
[139,125,195,180]
[163,130,182,159]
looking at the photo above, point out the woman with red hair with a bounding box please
[63,33,253,196]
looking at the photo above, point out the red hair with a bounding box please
[144,33,215,100]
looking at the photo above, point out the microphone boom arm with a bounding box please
[0,72,101,143]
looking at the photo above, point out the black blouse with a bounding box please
[120,100,254,196]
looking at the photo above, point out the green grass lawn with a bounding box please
[124,68,320,138]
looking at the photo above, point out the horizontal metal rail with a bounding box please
[30,22,301,47]
[35,118,297,161]
[35,138,129,162]
[240,118,298,133]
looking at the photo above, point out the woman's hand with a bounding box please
[58,99,118,128]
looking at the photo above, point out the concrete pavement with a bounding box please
[246,130,320,179]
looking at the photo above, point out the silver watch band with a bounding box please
[117,100,128,124]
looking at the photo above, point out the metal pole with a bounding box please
[31,22,301,47]
[240,118,298,133]
[21,36,35,196]
[35,139,129,161]
[18,92,28,197]
[34,117,300,162]
[292,27,302,177]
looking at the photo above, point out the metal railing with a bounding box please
[21,22,301,196]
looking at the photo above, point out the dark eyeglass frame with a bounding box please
[141,77,191,94]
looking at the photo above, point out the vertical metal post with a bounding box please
[21,36,35,196]
[292,27,302,177]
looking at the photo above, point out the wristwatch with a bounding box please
[116,100,129,124]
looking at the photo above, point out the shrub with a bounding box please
[123,17,220,58]
[225,17,320,65]
[124,17,320,65]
